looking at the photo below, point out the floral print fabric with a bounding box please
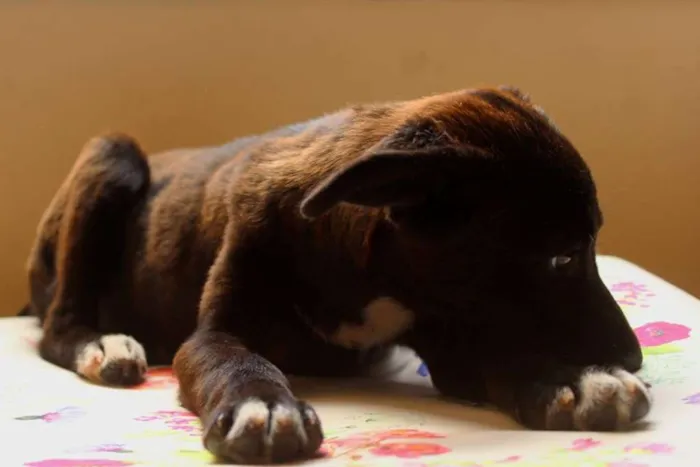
[1,256,698,466]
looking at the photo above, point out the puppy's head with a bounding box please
[300,86,642,373]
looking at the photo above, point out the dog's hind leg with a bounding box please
[37,134,151,387]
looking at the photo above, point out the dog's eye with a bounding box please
[550,255,572,268]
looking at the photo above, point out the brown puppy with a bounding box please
[24,86,651,464]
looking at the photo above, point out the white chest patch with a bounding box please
[326,297,415,350]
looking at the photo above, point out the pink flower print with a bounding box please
[322,434,375,454]
[369,442,451,458]
[166,417,200,435]
[607,462,649,467]
[133,414,158,422]
[134,409,193,422]
[495,455,522,463]
[134,367,177,390]
[634,322,691,347]
[398,462,429,467]
[569,438,602,451]
[134,409,200,436]
[324,429,443,450]
[373,429,446,441]
[15,406,84,423]
[609,282,655,308]
[318,445,335,457]
[682,393,700,405]
[25,460,133,467]
[92,444,132,453]
[22,336,39,349]
[624,442,675,455]
[322,429,446,458]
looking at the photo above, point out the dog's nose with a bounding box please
[621,350,643,373]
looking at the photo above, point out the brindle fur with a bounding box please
[24,86,648,464]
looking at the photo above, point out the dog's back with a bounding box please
[24,104,395,361]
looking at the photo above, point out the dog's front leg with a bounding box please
[409,330,653,432]
[174,331,322,464]
[173,239,323,464]
[479,356,652,431]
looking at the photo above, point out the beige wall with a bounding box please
[1,1,698,316]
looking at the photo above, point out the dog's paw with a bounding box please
[75,334,147,386]
[203,397,323,464]
[543,367,652,431]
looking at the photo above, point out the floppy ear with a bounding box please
[299,145,492,220]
